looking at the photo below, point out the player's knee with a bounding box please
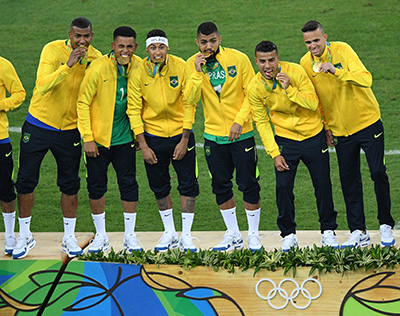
[242,183,260,205]
[0,190,16,203]
[178,182,199,198]
[59,179,80,196]
[215,191,234,206]
[120,186,139,202]
[15,177,38,195]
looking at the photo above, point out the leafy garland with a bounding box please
[78,245,400,277]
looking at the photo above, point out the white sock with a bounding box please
[246,208,260,235]
[18,216,31,237]
[159,209,175,233]
[124,212,137,237]
[3,212,15,238]
[220,207,240,236]
[92,213,106,235]
[182,213,194,235]
[63,217,76,240]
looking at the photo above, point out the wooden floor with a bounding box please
[1,230,399,261]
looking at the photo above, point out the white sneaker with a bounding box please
[341,230,370,248]
[281,233,298,252]
[212,231,243,252]
[61,235,83,257]
[321,230,339,249]
[154,231,178,252]
[12,234,36,259]
[88,233,110,253]
[5,235,16,255]
[123,233,142,252]
[179,234,198,252]
[247,233,262,252]
[380,224,396,247]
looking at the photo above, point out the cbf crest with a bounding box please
[170,76,179,88]
[227,66,237,78]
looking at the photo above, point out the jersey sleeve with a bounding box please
[0,59,26,112]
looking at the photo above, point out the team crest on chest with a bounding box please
[169,76,179,88]
[227,66,237,78]
[333,63,343,69]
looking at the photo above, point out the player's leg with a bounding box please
[13,122,49,259]
[51,128,84,256]
[359,120,395,246]
[111,141,141,252]
[0,142,17,254]
[302,130,338,248]
[144,135,178,252]
[204,139,242,251]
[171,132,199,251]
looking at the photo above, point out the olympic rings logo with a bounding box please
[255,278,322,310]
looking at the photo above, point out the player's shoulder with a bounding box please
[300,51,311,65]
[222,47,251,62]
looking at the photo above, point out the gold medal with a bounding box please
[313,62,322,73]
[153,57,165,63]
[117,56,130,65]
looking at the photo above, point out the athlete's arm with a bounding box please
[173,129,191,160]
[0,59,25,112]
[136,133,157,164]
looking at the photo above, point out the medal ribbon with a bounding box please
[145,56,169,78]
[66,40,88,65]
[110,51,131,77]
[260,66,282,92]
[145,57,161,78]
[310,41,332,67]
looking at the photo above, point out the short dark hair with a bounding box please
[302,20,324,33]
[71,17,92,29]
[113,26,136,40]
[197,22,219,36]
[146,29,167,39]
[255,41,278,55]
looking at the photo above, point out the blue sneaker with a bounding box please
[212,231,244,252]
[341,230,370,248]
[88,233,110,253]
[12,234,36,259]
[61,235,83,257]
[281,233,298,252]
[247,233,263,253]
[5,235,16,255]
[155,231,178,252]
[380,224,396,247]
[123,233,142,252]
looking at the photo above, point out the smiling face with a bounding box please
[196,32,221,56]
[303,28,328,58]
[146,42,169,64]
[69,26,93,49]
[112,36,137,65]
[255,50,279,80]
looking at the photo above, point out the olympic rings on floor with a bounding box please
[255,277,323,310]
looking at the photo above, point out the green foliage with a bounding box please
[78,245,400,277]
[0,0,399,233]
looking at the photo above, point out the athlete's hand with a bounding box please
[173,139,188,161]
[194,53,209,73]
[325,129,334,147]
[141,145,158,165]
[84,141,99,158]
[274,155,290,172]
[319,62,336,74]
[228,123,243,142]
[276,72,290,90]
[67,47,86,67]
